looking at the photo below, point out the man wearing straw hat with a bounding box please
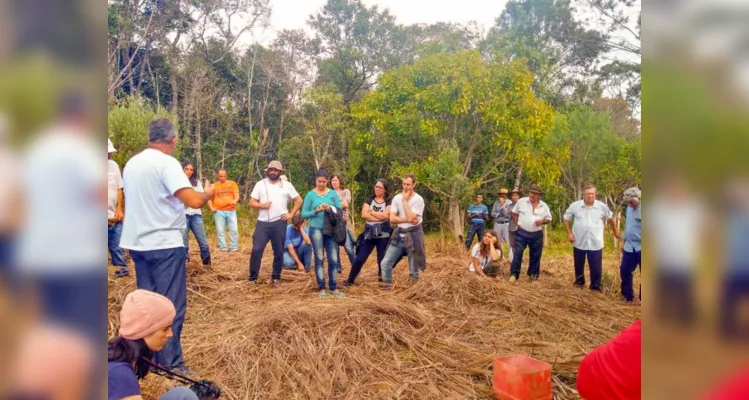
[620,187,642,302]
[248,160,302,287]
[491,188,514,262]
[509,184,552,282]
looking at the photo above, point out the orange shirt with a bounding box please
[212,180,239,211]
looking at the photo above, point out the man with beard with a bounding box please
[248,161,302,287]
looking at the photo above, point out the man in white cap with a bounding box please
[107,139,128,278]
[248,160,302,287]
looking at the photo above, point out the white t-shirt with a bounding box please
[648,197,703,271]
[512,197,553,233]
[120,148,192,251]
[390,192,425,232]
[468,243,493,272]
[16,129,103,271]
[250,178,300,222]
[107,159,124,219]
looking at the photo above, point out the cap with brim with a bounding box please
[528,184,543,195]
[265,160,284,171]
[498,188,509,195]
[511,189,522,195]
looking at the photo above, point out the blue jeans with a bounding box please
[310,227,341,291]
[337,228,356,271]
[511,229,544,279]
[620,250,642,301]
[108,222,127,267]
[283,243,312,271]
[214,210,238,250]
[465,222,485,249]
[183,214,211,265]
[380,238,419,284]
[130,247,187,369]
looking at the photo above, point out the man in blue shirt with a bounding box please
[283,215,312,272]
[465,194,489,250]
[620,187,642,302]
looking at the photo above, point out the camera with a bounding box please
[190,380,222,399]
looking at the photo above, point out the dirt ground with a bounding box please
[108,237,641,400]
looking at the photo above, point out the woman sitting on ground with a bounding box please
[108,289,199,400]
[468,230,503,278]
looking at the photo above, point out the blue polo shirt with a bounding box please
[284,225,309,249]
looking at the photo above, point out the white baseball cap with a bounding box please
[108,138,116,153]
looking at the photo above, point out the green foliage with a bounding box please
[108,96,177,166]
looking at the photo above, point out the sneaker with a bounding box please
[573,282,585,288]
[342,280,354,287]
[272,279,282,288]
[509,276,517,283]
[248,279,258,284]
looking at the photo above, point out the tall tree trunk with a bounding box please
[195,107,203,182]
[448,198,463,243]
[513,165,523,190]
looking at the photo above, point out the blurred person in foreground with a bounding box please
[649,176,703,327]
[13,90,104,400]
[120,118,214,374]
[620,187,642,303]
[0,114,20,282]
[108,289,199,400]
[108,139,129,278]
[563,184,619,293]
[720,179,749,341]
[576,319,641,399]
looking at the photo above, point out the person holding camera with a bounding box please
[108,289,201,400]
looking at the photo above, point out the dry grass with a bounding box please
[108,239,640,400]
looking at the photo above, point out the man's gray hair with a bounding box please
[148,118,177,144]
[622,187,641,202]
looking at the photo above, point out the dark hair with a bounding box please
[108,336,153,380]
[315,168,329,179]
[330,173,345,189]
[148,118,177,144]
[373,178,391,201]
[182,161,198,187]
[403,173,416,184]
[479,230,499,258]
[475,193,483,198]
[291,214,304,226]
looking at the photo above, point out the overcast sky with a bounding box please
[249,0,511,45]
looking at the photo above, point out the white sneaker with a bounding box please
[509,276,517,283]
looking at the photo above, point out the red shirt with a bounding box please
[577,319,641,400]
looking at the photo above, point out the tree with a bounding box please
[308,0,400,104]
[352,50,555,241]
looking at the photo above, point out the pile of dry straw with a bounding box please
[108,242,640,400]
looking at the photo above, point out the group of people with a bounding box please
[106,118,428,391]
[464,183,642,302]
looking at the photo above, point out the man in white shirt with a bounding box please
[107,139,128,278]
[563,184,620,292]
[380,173,427,289]
[510,184,552,282]
[120,118,215,373]
[248,160,302,287]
